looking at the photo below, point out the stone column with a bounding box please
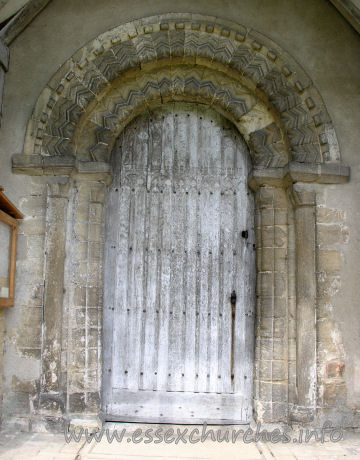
[65,180,106,418]
[40,182,70,420]
[254,185,289,423]
[291,182,317,422]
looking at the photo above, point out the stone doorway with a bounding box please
[8,13,350,430]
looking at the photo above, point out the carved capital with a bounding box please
[248,161,349,191]
[290,182,316,208]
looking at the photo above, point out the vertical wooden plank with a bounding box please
[188,111,199,170]
[126,117,149,392]
[108,138,129,394]
[110,181,131,392]
[208,181,221,392]
[149,110,162,172]
[142,114,162,390]
[197,145,210,392]
[175,110,188,171]
[152,188,163,392]
[232,175,245,396]
[203,108,222,171]
[169,186,185,391]
[161,105,174,173]
[184,109,199,393]
[219,144,237,394]
[222,126,236,171]
[156,110,173,392]
[133,115,149,171]
[156,182,172,392]
[134,197,147,391]
[219,128,236,393]
[168,109,186,391]
[183,182,197,392]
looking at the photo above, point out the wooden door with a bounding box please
[103,103,255,424]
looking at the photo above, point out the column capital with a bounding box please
[289,182,317,208]
[46,181,71,199]
[248,161,350,192]
[12,154,113,185]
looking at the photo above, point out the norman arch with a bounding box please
[12,13,349,426]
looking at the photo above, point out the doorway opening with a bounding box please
[102,102,255,424]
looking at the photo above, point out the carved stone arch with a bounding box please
[13,13,348,180]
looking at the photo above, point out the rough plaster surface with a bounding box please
[0,0,359,426]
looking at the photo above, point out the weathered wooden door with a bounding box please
[103,103,255,424]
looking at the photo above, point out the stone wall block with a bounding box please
[259,381,272,401]
[69,393,85,413]
[22,235,44,259]
[317,206,345,224]
[273,339,286,360]
[271,402,288,422]
[259,338,273,360]
[89,242,103,260]
[87,287,103,307]
[73,287,86,306]
[74,222,89,241]
[261,226,275,248]
[317,223,348,248]
[72,350,86,369]
[16,307,42,349]
[259,296,273,318]
[260,208,275,226]
[317,249,342,273]
[272,360,287,381]
[274,318,285,338]
[272,383,288,402]
[18,217,45,236]
[274,209,288,225]
[259,360,272,380]
[261,248,274,271]
[261,272,274,297]
[274,272,287,298]
[89,224,104,243]
[259,318,273,338]
[274,225,287,248]
[274,248,287,272]
[73,242,88,262]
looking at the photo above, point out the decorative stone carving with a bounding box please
[13,13,347,181]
